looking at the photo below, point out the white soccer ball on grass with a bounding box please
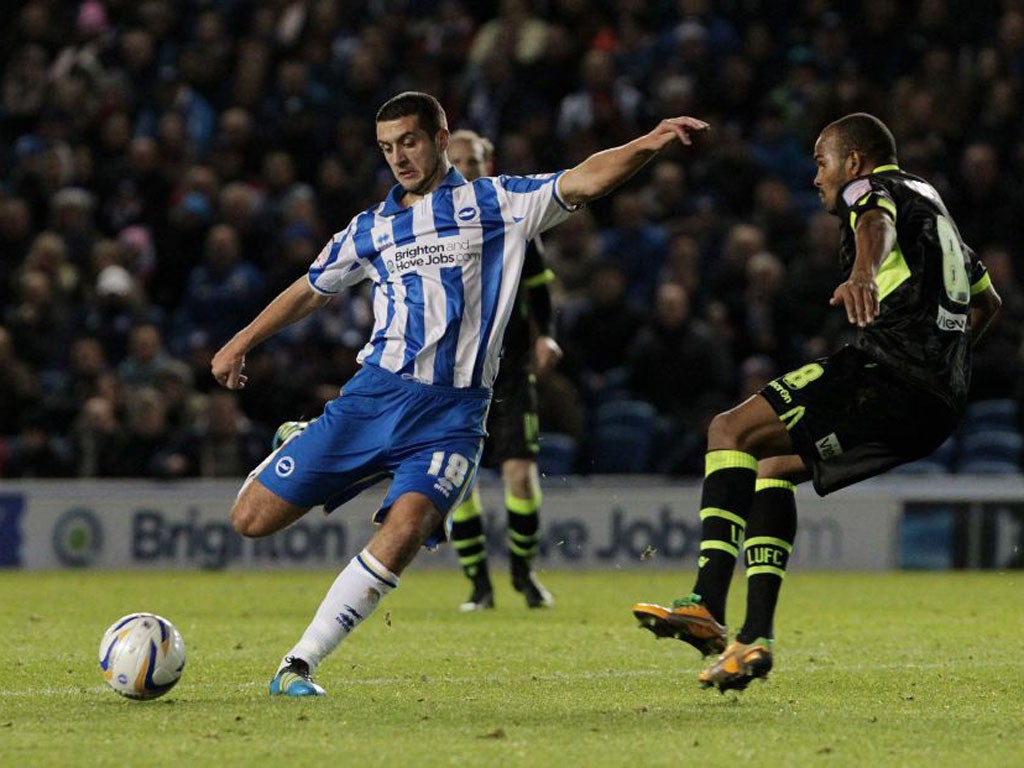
[98,613,186,700]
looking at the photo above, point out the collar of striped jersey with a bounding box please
[380,167,468,217]
[871,164,900,174]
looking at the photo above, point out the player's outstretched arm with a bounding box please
[829,208,895,327]
[211,276,331,389]
[557,117,709,207]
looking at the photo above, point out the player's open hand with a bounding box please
[211,343,248,389]
[830,275,879,327]
[647,117,710,151]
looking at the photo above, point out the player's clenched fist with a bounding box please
[211,344,248,389]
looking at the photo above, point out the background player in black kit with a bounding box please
[447,129,562,610]
[634,113,1003,691]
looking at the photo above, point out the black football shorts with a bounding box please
[481,365,540,467]
[759,346,958,495]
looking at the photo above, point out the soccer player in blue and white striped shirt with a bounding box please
[211,91,708,696]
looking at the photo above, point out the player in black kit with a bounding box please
[634,113,1003,690]
[447,130,561,610]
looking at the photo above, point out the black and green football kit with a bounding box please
[759,165,991,495]
[480,238,553,467]
[450,237,555,609]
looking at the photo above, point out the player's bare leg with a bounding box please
[270,493,442,697]
[231,480,309,538]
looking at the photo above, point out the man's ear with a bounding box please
[845,149,865,178]
[436,128,450,153]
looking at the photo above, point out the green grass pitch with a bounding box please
[1,569,1021,767]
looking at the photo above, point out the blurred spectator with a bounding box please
[566,262,645,387]
[948,142,1019,252]
[0,197,34,303]
[751,176,807,259]
[545,208,602,313]
[599,192,668,308]
[83,264,164,361]
[1,413,75,478]
[5,269,70,369]
[0,326,40,437]
[556,48,642,145]
[627,283,734,433]
[118,323,171,388]
[152,359,206,433]
[738,354,780,401]
[154,391,268,478]
[73,395,125,478]
[969,246,1024,401]
[49,187,97,268]
[107,387,173,478]
[469,0,550,68]
[727,251,799,367]
[638,160,695,233]
[173,224,265,352]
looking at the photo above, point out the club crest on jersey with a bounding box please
[456,206,477,221]
[375,230,392,248]
[275,456,295,477]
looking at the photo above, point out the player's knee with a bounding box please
[707,410,743,450]
[502,460,535,498]
[758,455,809,484]
[231,502,262,538]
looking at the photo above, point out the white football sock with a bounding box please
[280,549,398,673]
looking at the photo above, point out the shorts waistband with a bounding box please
[356,364,492,400]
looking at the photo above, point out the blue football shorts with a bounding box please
[256,364,489,544]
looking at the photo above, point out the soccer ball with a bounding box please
[98,613,186,700]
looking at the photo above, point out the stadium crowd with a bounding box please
[1,0,1023,478]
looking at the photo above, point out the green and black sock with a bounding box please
[737,479,797,643]
[451,490,490,585]
[691,450,758,624]
[506,491,541,577]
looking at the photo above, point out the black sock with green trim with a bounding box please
[506,491,541,579]
[691,450,758,624]
[737,479,797,643]
[451,490,491,587]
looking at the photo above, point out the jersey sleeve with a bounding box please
[967,246,991,296]
[839,176,897,231]
[497,172,579,240]
[307,220,371,295]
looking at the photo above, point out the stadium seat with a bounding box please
[593,399,657,432]
[890,458,950,475]
[590,424,654,473]
[961,399,1020,434]
[956,459,1023,475]
[893,436,958,474]
[958,430,1023,466]
[929,436,957,468]
[537,433,578,476]
[591,367,631,404]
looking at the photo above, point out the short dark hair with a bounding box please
[375,91,447,136]
[824,113,897,166]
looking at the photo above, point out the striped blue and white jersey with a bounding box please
[307,168,576,389]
